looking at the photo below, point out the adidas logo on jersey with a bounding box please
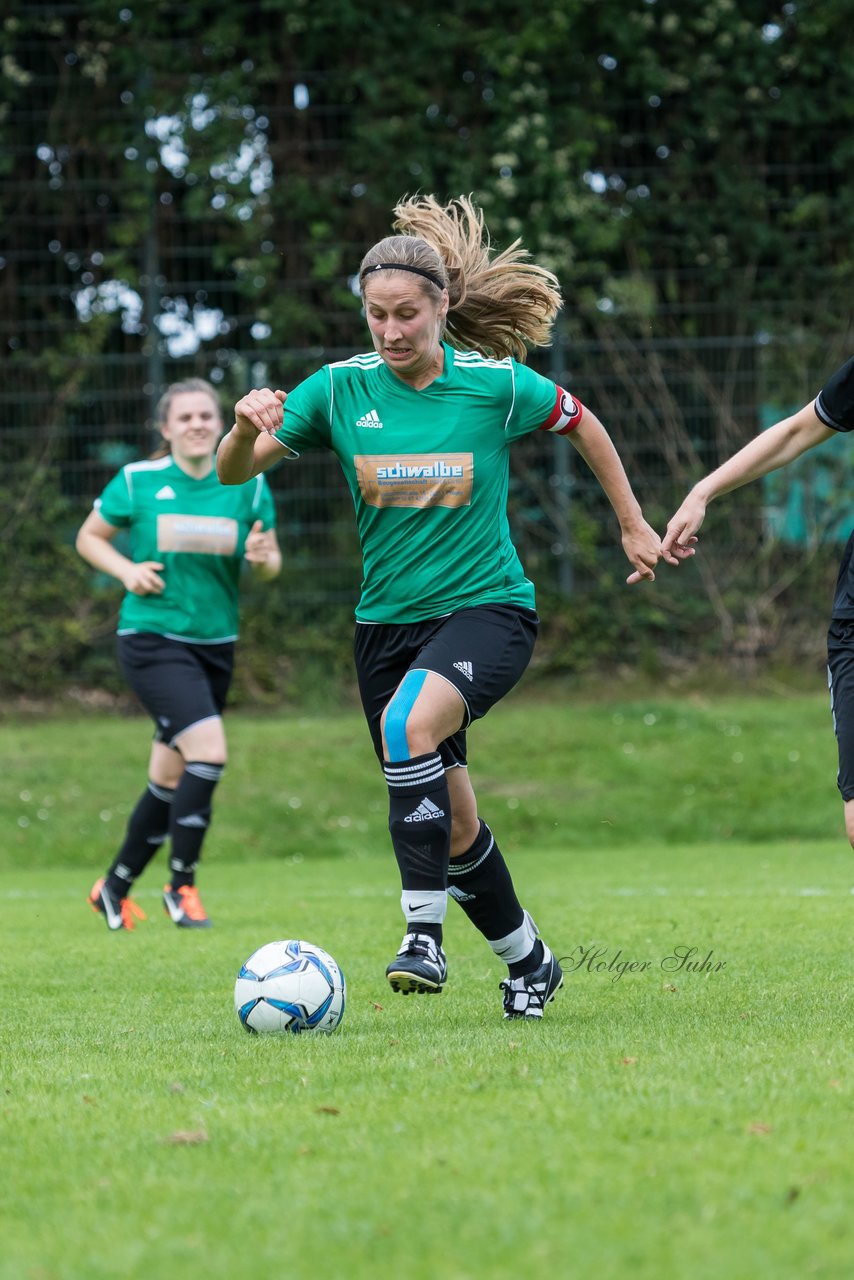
[356,409,383,429]
[155,485,176,500]
[453,660,473,682]
[404,797,446,823]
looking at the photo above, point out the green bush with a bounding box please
[0,477,114,698]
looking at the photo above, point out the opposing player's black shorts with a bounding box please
[117,632,235,748]
[354,605,539,768]
[827,619,854,799]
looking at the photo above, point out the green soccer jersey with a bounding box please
[95,456,276,642]
[274,342,570,623]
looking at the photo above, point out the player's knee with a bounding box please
[381,670,433,761]
[380,702,413,759]
[382,705,441,759]
[174,715,227,763]
[150,739,183,788]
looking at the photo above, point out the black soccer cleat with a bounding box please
[162,883,212,928]
[386,932,448,994]
[88,877,146,931]
[500,945,563,1019]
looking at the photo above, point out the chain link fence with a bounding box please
[3,15,853,697]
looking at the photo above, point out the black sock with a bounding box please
[168,761,224,890]
[448,819,543,972]
[105,781,175,898]
[507,941,545,979]
[409,922,443,944]
[384,752,451,942]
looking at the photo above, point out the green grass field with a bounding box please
[1,692,852,1279]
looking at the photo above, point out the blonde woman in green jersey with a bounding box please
[77,378,281,931]
[218,195,685,1019]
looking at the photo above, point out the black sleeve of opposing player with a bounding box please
[815,356,854,432]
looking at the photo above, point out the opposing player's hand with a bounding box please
[664,534,698,564]
[661,492,707,559]
[234,387,287,437]
[122,561,165,595]
[244,519,274,565]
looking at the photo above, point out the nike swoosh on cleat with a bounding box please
[99,893,122,928]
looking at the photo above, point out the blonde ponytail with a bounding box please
[360,194,562,361]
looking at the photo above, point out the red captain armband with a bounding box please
[539,386,584,435]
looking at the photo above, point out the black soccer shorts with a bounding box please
[117,632,235,748]
[353,604,539,768]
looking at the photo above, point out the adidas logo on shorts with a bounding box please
[404,797,446,823]
[453,660,473,681]
[356,409,383,428]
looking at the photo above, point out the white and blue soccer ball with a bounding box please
[234,939,346,1034]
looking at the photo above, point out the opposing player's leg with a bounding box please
[445,767,563,1018]
[827,625,854,870]
[843,800,854,856]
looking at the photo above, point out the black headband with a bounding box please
[362,262,444,290]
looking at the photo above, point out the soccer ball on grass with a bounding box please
[234,939,346,1034]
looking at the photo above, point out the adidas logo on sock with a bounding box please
[356,409,383,429]
[404,797,446,823]
[453,660,473,681]
[447,884,476,903]
[175,813,207,828]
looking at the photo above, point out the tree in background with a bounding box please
[2,0,853,696]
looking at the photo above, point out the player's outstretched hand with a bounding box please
[661,491,707,561]
[234,387,287,437]
[622,518,663,585]
[623,517,698,585]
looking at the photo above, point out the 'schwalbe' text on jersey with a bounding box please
[273,343,583,623]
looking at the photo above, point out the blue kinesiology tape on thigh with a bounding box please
[384,668,428,761]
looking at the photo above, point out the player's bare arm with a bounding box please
[76,509,165,596]
[567,411,667,584]
[217,388,288,484]
[662,402,836,556]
